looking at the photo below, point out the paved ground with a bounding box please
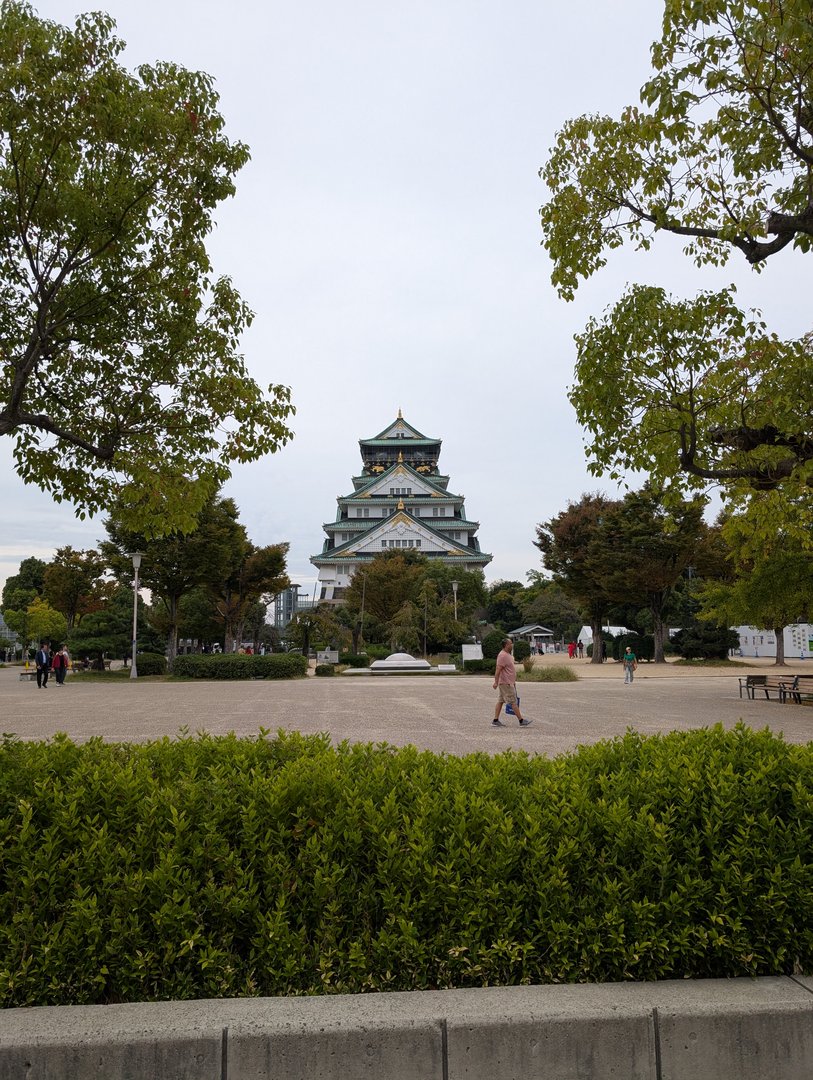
[2,659,812,756]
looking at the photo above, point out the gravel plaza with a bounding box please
[2,657,812,757]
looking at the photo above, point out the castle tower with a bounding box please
[311,414,492,601]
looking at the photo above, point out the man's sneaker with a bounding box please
[492,718,506,727]
[519,718,534,727]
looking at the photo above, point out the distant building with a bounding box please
[736,624,813,659]
[508,624,554,651]
[273,585,315,630]
[311,412,492,602]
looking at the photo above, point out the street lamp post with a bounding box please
[451,579,459,622]
[129,552,145,679]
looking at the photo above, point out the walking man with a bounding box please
[623,645,638,685]
[492,638,533,728]
[34,640,51,689]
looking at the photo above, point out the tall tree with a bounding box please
[343,551,428,629]
[213,543,289,653]
[0,3,294,532]
[41,547,107,629]
[698,507,813,665]
[485,580,525,632]
[540,0,813,299]
[597,487,706,662]
[4,595,66,649]
[535,494,619,663]
[1,556,46,612]
[103,494,247,668]
[521,578,583,642]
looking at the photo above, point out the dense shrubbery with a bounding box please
[516,666,578,682]
[3,725,813,1006]
[135,652,167,676]
[512,640,531,662]
[672,623,740,660]
[481,630,505,659]
[612,634,654,662]
[338,653,370,668]
[363,645,390,661]
[462,659,497,674]
[171,654,307,679]
[314,664,335,677]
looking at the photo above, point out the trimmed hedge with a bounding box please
[136,652,167,676]
[462,659,497,674]
[481,630,505,659]
[513,641,531,662]
[338,653,369,668]
[171,654,307,679]
[4,725,813,1006]
[314,664,335,677]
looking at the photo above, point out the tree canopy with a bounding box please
[0,3,294,532]
[570,285,813,498]
[540,0,813,299]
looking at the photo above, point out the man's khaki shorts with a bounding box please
[498,683,518,706]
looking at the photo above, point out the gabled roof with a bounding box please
[312,508,491,563]
[509,624,554,636]
[364,414,436,442]
[346,461,459,501]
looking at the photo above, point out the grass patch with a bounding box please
[517,666,578,682]
[673,658,752,668]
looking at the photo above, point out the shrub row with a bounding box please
[136,652,167,676]
[171,654,308,679]
[338,653,370,668]
[462,658,497,674]
[3,724,812,1006]
[314,664,335,677]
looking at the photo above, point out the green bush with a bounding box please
[612,634,654,663]
[513,641,531,662]
[338,653,370,668]
[314,664,335,677]
[363,644,390,661]
[672,623,740,660]
[171,654,307,680]
[481,630,505,659]
[6,725,813,1006]
[586,632,614,660]
[462,659,497,674]
[136,652,167,676]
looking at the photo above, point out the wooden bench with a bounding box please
[739,674,795,701]
[18,670,37,682]
[782,674,813,705]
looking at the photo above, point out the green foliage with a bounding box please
[338,654,370,668]
[0,2,294,530]
[571,286,813,501]
[41,548,107,630]
[540,0,813,300]
[481,631,505,659]
[462,659,497,674]
[672,624,740,661]
[363,644,390,661]
[485,580,524,631]
[613,633,654,663]
[1,556,46,612]
[314,664,335,677]
[3,725,813,1006]
[171,654,307,679]
[512,641,531,662]
[136,653,167,677]
[69,586,162,661]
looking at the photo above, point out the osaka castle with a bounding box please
[311,412,492,601]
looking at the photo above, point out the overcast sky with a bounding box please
[2,0,809,597]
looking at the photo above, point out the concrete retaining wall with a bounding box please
[2,976,813,1079]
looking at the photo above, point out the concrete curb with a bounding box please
[2,977,813,1079]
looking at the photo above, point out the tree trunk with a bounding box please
[591,616,603,664]
[773,627,786,666]
[166,595,179,672]
[651,593,667,663]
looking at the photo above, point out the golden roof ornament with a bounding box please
[397,498,405,511]
[397,450,403,463]
[397,408,403,419]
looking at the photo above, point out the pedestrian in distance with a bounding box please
[52,644,69,686]
[577,640,584,658]
[34,640,51,689]
[492,638,533,728]
[623,645,638,685]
